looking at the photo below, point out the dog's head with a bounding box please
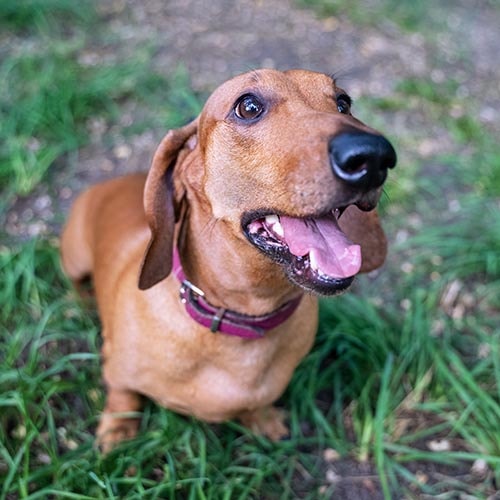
[139,69,396,294]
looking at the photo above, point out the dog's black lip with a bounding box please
[355,199,378,212]
[290,271,355,296]
[241,207,355,296]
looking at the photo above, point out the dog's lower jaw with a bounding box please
[286,269,355,296]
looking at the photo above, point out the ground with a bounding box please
[6,0,499,239]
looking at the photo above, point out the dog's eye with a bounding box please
[336,94,352,114]
[235,94,265,120]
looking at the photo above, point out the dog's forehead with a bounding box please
[202,69,338,116]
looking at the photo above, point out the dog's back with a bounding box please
[60,173,148,287]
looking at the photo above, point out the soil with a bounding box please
[4,0,500,497]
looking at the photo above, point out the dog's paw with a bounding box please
[96,413,140,454]
[238,406,289,441]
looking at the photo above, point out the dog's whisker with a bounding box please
[200,216,220,237]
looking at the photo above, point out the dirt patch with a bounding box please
[6,0,499,241]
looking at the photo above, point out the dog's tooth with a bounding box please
[265,215,284,238]
[309,251,318,271]
[265,215,279,225]
[273,220,284,237]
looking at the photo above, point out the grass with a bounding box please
[0,3,199,203]
[296,0,500,32]
[1,0,500,498]
[295,0,443,32]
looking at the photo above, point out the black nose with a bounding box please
[329,132,397,189]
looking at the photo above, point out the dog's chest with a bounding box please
[112,288,318,421]
[119,317,313,421]
[134,335,296,420]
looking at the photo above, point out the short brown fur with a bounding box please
[61,69,390,451]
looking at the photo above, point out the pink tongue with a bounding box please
[280,216,362,278]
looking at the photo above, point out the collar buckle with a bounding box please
[173,248,301,339]
[179,279,205,304]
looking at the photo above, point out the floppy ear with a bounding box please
[138,119,198,290]
[339,205,388,273]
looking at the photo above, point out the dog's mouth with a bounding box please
[243,207,361,295]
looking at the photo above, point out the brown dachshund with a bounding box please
[60,69,396,451]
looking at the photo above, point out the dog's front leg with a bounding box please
[238,406,289,441]
[96,387,143,453]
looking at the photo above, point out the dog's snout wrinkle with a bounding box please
[329,132,397,189]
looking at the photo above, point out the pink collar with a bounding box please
[173,249,302,340]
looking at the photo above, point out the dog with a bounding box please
[60,69,396,451]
